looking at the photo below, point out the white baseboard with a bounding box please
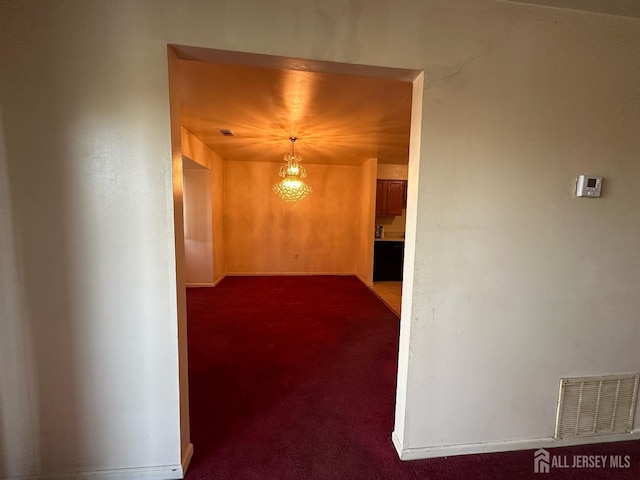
[4,464,184,480]
[392,430,404,458]
[186,274,226,288]
[181,442,194,476]
[355,273,374,287]
[392,430,640,461]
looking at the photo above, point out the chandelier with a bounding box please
[272,137,312,202]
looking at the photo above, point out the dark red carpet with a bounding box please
[185,276,639,479]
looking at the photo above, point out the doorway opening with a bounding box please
[168,44,424,474]
[371,170,409,316]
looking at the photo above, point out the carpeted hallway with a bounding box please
[185,276,639,480]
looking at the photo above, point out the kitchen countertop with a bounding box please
[375,235,405,242]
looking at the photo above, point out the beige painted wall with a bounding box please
[355,158,377,285]
[225,160,360,274]
[377,210,407,236]
[1,1,640,478]
[377,164,408,180]
[181,128,226,284]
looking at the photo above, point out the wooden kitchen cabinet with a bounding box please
[376,179,407,216]
[375,180,387,215]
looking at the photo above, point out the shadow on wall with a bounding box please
[2,4,186,475]
[0,49,83,475]
[0,113,80,480]
[0,3,89,472]
[0,108,24,477]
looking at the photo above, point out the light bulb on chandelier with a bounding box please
[272,137,312,202]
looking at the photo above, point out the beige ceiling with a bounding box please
[177,59,413,166]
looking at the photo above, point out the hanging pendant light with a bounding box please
[272,137,312,202]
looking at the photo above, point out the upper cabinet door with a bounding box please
[386,180,405,216]
[376,180,387,216]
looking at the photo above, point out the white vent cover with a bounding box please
[215,128,236,137]
[555,374,639,439]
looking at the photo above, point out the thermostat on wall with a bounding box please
[576,175,602,197]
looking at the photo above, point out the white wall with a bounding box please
[181,128,226,285]
[183,159,214,284]
[1,0,639,477]
[395,5,640,457]
[0,3,184,478]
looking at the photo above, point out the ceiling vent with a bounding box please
[215,128,236,137]
[555,374,639,439]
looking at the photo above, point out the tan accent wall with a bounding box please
[181,128,226,284]
[355,158,378,285]
[224,160,360,274]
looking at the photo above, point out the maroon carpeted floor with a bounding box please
[185,276,639,480]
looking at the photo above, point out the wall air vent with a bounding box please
[555,374,639,439]
[215,128,236,137]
